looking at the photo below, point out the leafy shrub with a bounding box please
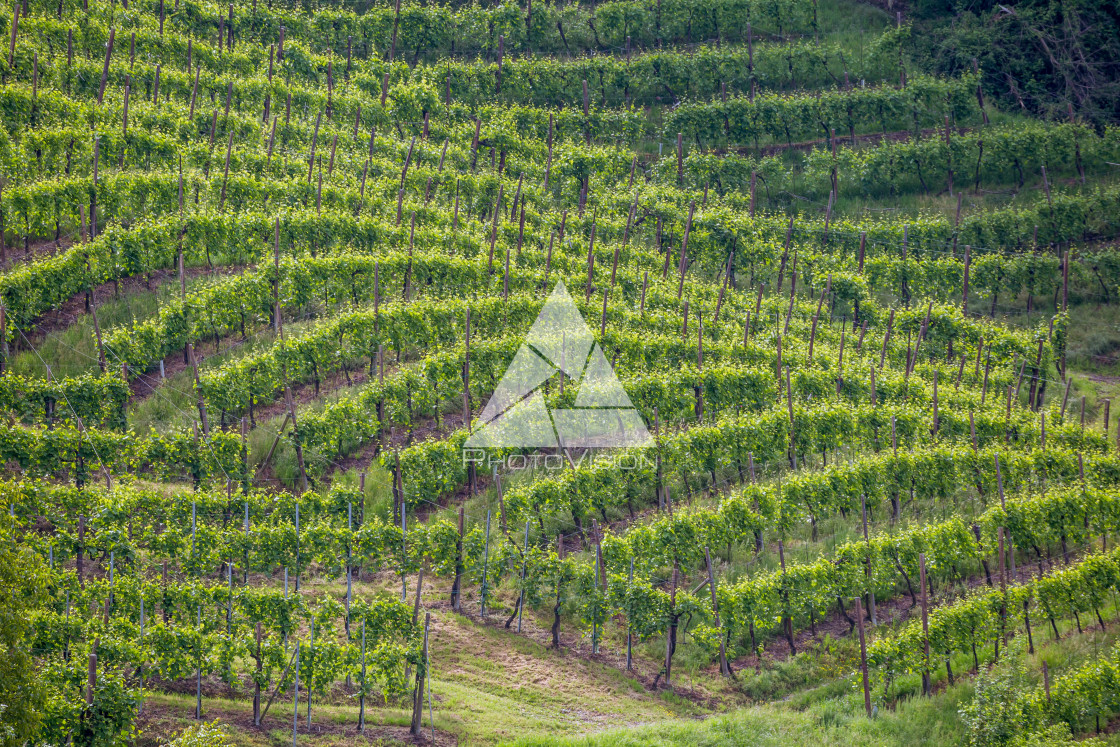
[959,639,1032,746]
[162,720,231,747]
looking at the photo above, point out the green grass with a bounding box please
[137,691,417,747]
[997,299,1120,435]
[134,598,717,747]
[332,465,397,524]
[509,687,973,747]
[1062,302,1120,372]
[8,268,257,382]
[127,309,356,435]
[127,332,281,435]
[509,602,1120,747]
[9,289,162,379]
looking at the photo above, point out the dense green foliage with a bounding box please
[1,0,1119,743]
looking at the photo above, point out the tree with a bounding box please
[912,0,1120,125]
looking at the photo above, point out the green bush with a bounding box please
[958,639,1032,746]
[162,720,231,747]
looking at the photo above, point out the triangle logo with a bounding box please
[465,281,652,449]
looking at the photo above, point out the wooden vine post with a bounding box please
[778,539,795,653]
[664,562,678,687]
[7,3,18,69]
[252,621,263,724]
[86,645,97,707]
[409,612,432,736]
[995,454,1014,575]
[856,597,871,717]
[544,114,554,189]
[451,505,465,612]
[592,520,604,654]
[96,27,115,104]
[714,250,733,323]
[582,80,591,144]
[861,494,876,625]
[495,35,504,93]
[998,527,1008,646]
[704,547,730,676]
[0,304,6,374]
[962,244,971,316]
[879,309,895,370]
[785,366,796,468]
[282,375,308,493]
[389,0,401,62]
[932,370,939,435]
[188,343,209,435]
[677,201,695,300]
[585,220,597,301]
[676,132,683,183]
[626,558,634,670]
[919,553,931,695]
